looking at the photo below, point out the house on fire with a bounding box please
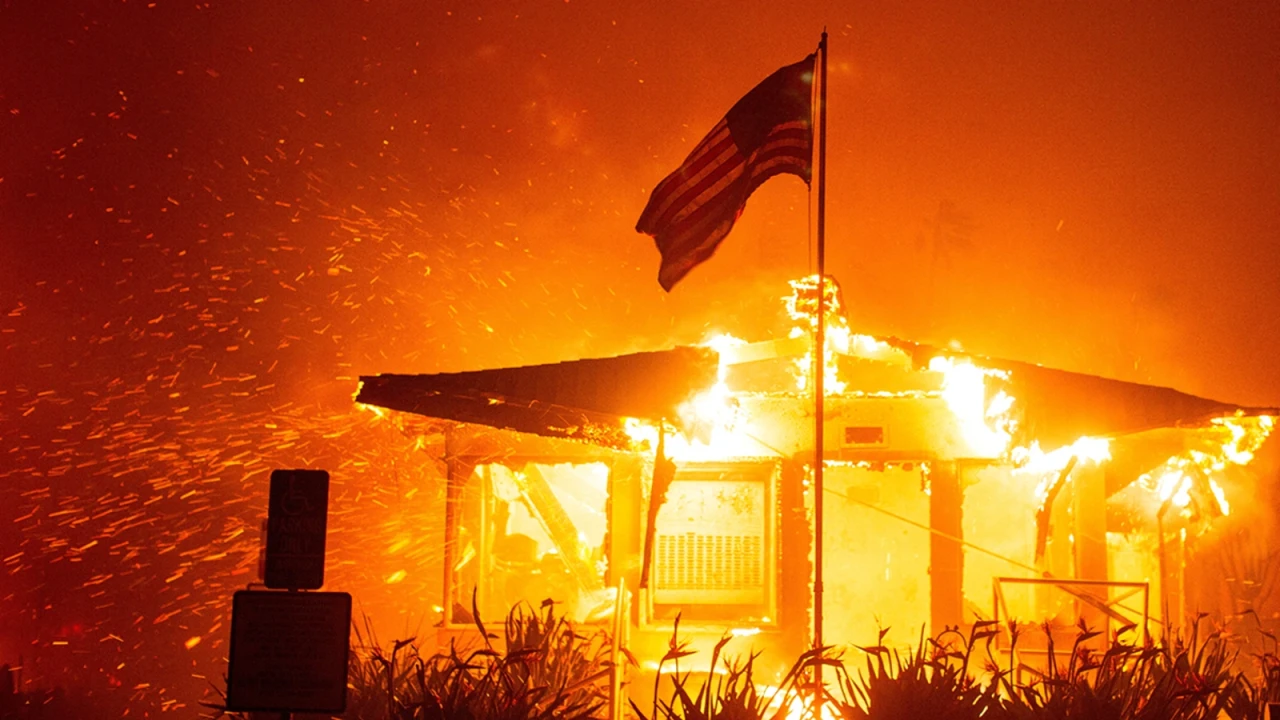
[354,280,1276,671]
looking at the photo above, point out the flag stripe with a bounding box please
[636,53,815,290]
[657,200,739,289]
[644,143,744,231]
[656,178,756,284]
[659,186,745,261]
[659,152,746,228]
[660,136,809,243]
[639,123,737,231]
[661,127,810,235]
[645,120,809,233]
[655,175,747,254]
[638,122,733,221]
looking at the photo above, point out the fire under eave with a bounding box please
[356,338,1276,459]
[884,337,1276,450]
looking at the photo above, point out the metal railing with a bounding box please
[992,576,1150,650]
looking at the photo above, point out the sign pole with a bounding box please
[228,469,349,717]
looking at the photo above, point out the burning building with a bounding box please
[354,276,1276,675]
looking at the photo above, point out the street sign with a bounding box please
[264,469,329,590]
[225,590,351,713]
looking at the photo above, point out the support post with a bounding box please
[441,429,463,626]
[1073,463,1108,638]
[930,462,963,632]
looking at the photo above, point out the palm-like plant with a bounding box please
[997,616,1238,720]
[347,596,612,720]
[631,615,832,720]
[830,622,1003,720]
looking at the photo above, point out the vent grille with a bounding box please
[844,425,885,445]
[655,533,763,591]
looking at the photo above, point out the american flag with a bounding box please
[636,54,815,290]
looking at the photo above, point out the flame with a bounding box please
[1154,469,1193,509]
[621,333,767,460]
[674,332,747,440]
[1211,414,1273,467]
[1139,414,1273,517]
[1209,478,1231,516]
[1014,436,1112,476]
[356,401,387,419]
[755,684,841,720]
[785,275,850,395]
[703,332,748,360]
[1011,436,1111,506]
[622,396,762,461]
[352,380,386,417]
[928,356,1015,457]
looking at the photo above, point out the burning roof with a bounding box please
[886,339,1276,451]
[355,275,1277,525]
[355,346,719,449]
[356,334,1273,456]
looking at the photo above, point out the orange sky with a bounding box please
[1,1,1278,710]
[3,1,1279,406]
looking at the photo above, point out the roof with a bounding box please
[887,339,1277,450]
[356,337,1274,452]
[355,346,719,449]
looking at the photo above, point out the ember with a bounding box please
[3,3,1279,718]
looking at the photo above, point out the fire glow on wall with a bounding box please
[354,275,1276,674]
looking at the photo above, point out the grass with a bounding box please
[346,595,613,720]
[205,594,613,720]
[640,615,1280,720]
[830,622,1003,720]
[204,605,1280,720]
[629,615,826,720]
[826,615,1271,720]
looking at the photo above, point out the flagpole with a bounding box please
[813,27,828,717]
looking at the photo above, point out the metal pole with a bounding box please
[442,429,458,626]
[813,28,829,719]
[1156,508,1168,639]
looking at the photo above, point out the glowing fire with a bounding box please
[1014,436,1113,477]
[1153,468,1195,510]
[785,274,852,395]
[354,388,387,418]
[928,355,1015,457]
[623,333,767,460]
[755,683,841,720]
[1139,413,1274,517]
[1211,414,1274,466]
[1014,436,1113,503]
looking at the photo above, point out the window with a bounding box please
[451,462,610,624]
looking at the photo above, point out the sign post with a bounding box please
[264,469,329,590]
[227,468,348,718]
[225,590,351,715]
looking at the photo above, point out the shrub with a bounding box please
[830,622,1003,720]
[206,604,1280,720]
[993,616,1237,720]
[350,597,613,720]
[205,596,613,720]
[629,615,827,720]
